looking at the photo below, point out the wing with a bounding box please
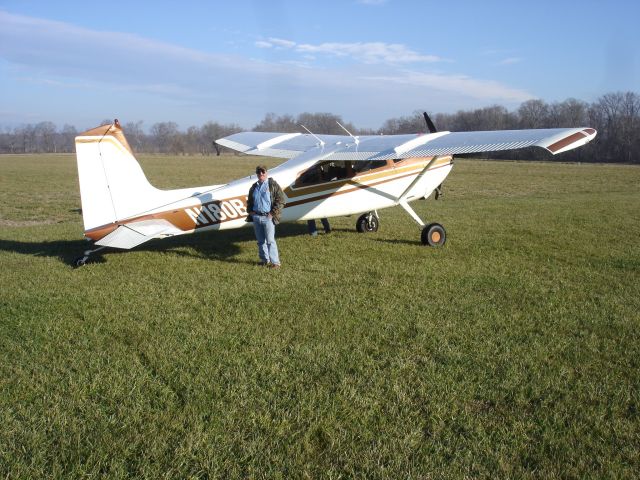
[216,132,352,158]
[217,128,596,161]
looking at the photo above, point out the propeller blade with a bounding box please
[423,112,437,134]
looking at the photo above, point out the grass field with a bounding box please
[1,154,639,478]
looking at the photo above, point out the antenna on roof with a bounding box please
[300,124,325,147]
[336,121,359,146]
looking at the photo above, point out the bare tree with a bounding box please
[150,122,179,153]
[380,111,425,134]
[1,92,637,161]
[296,112,356,135]
[123,121,145,152]
[253,113,298,132]
[518,99,550,128]
[60,124,78,153]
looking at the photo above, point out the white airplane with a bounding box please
[72,116,596,266]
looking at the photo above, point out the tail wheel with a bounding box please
[356,213,379,233]
[421,223,446,246]
[74,256,88,268]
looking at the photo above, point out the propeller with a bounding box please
[423,112,437,134]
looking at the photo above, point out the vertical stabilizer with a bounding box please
[75,120,164,231]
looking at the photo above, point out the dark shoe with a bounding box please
[268,263,281,269]
[324,229,331,234]
[257,261,269,267]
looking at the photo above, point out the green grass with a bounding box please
[1,154,639,478]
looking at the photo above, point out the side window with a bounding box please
[295,161,354,187]
[295,159,392,187]
[352,159,388,174]
[325,161,354,181]
[296,163,325,186]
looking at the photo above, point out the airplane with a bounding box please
[72,115,596,266]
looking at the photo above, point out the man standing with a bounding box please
[246,165,285,268]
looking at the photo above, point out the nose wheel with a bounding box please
[421,223,446,246]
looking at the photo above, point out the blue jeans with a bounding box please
[252,215,280,265]
[307,218,331,234]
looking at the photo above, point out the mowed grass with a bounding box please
[1,154,639,478]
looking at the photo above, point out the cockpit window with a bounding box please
[352,160,387,173]
[295,161,353,186]
[295,160,392,187]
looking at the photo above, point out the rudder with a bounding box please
[75,120,165,231]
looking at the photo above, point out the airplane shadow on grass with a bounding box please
[0,223,310,268]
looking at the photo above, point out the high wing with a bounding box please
[216,132,352,158]
[217,128,596,160]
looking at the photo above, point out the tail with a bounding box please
[75,120,170,231]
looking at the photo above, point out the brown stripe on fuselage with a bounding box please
[84,208,199,241]
[84,194,250,240]
[547,131,588,153]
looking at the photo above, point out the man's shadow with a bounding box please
[0,223,309,267]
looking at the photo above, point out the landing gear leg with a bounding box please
[74,245,106,267]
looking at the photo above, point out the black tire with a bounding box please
[356,213,379,233]
[421,223,446,246]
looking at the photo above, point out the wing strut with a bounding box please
[397,156,440,203]
[336,121,359,146]
[395,156,441,227]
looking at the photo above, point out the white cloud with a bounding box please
[0,9,534,128]
[296,41,441,64]
[253,35,442,65]
[364,71,534,102]
[268,37,297,48]
[498,57,523,65]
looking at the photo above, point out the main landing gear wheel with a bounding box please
[421,223,446,247]
[356,213,379,233]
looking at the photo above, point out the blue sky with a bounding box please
[0,0,638,130]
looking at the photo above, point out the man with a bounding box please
[246,165,285,268]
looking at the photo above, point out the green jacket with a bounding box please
[247,177,285,224]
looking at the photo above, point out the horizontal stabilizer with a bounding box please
[95,219,183,249]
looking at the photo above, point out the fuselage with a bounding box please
[84,151,453,242]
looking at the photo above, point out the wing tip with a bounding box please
[546,128,597,155]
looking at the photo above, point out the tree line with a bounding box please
[1,91,637,163]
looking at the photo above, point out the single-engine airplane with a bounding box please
[72,115,596,266]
